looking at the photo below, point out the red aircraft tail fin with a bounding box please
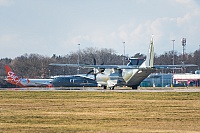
[5,65,24,87]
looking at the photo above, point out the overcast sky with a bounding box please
[0,0,200,59]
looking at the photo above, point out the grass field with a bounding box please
[0,91,200,132]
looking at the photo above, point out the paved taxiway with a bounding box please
[1,87,200,92]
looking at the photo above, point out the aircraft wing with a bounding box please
[49,63,80,67]
[154,64,198,69]
[49,63,140,69]
[50,63,197,70]
[35,82,51,86]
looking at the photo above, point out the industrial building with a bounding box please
[173,73,200,87]
[140,73,173,87]
[141,71,200,87]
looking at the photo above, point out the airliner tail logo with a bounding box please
[7,71,21,84]
[5,65,24,87]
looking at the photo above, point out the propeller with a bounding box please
[87,57,97,80]
[86,57,106,80]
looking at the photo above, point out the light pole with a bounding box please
[122,42,125,65]
[77,44,80,74]
[181,38,186,73]
[49,69,51,78]
[172,40,175,73]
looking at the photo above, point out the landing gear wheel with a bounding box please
[132,86,138,90]
[110,87,115,90]
[103,86,107,89]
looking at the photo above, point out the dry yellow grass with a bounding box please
[0,91,200,132]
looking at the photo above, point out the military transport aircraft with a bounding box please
[50,38,156,89]
[50,37,197,89]
[5,65,53,87]
[51,75,98,87]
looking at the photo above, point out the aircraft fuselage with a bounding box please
[96,68,156,88]
[52,75,98,87]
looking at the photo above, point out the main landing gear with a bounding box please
[103,85,138,90]
[131,85,138,90]
[102,86,115,90]
[109,87,115,90]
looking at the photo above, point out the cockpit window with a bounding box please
[128,58,145,66]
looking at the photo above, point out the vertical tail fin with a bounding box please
[146,37,154,67]
[5,65,24,87]
[140,36,154,68]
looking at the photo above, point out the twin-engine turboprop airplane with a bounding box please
[5,65,53,87]
[50,38,156,89]
[49,37,197,89]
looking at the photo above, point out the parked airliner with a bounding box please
[5,65,53,87]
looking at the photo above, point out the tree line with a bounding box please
[0,47,199,87]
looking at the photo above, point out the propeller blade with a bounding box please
[87,70,94,75]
